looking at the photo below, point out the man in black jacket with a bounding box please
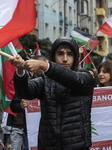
[9,37,95,150]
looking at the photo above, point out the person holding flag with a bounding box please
[8,37,95,150]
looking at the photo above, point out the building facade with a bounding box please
[77,0,96,36]
[32,0,109,56]
[38,0,77,43]
[108,0,112,53]
[30,0,39,38]
[96,0,109,56]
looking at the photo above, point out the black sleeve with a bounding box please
[14,70,44,100]
[10,93,23,113]
[45,62,95,94]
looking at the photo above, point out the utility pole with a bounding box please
[64,0,66,36]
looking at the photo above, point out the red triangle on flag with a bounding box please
[89,40,100,50]
[4,106,16,116]
[12,38,24,50]
[83,47,92,65]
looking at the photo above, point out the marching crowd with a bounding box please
[0,37,112,150]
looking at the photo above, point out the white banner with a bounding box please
[25,99,41,150]
[26,87,112,150]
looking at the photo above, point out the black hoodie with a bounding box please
[51,37,79,71]
[14,37,95,150]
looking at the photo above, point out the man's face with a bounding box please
[54,47,74,69]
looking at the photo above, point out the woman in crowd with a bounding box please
[97,60,112,87]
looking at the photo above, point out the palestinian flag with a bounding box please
[83,46,92,68]
[0,0,36,48]
[0,40,23,115]
[71,28,100,50]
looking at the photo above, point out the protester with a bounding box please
[1,112,11,150]
[9,37,95,150]
[97,60,112,87]
[10,94,26,150]
[10,55,49,150]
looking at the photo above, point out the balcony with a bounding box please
[96,8,105,16]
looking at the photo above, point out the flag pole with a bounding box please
[85,29,99,47]
[79,49,97,70]
[79,29,99,65]
[91,61,97,70]
[0,51,14,58]
[79,50,92,65]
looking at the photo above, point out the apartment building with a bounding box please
[30,0,39,38]
[108,0,112,53]
[96,0,109,56]
[38,0,77,43]
[77,0,96,36]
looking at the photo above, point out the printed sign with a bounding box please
[26,87,112,150]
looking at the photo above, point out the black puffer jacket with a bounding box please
[14,37,95,150]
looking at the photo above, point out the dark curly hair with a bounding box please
[97,60,112,87]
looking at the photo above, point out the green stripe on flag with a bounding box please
[1,45,13,63]
[0,76,11,110]
[71,35,90,49]
[1,46,21,64]
[84,63,91,69]
[16,48,22,53]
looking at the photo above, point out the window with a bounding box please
[45,23,49,38]
[81,0,88,15]
[59,28,62,37]
[99,21,103,28]
[53,0,56,12]
[109,8,112,16]
[77,1,80,15]
[82,28,89,33]
[45,0,49,7]
[74,10,76,25]
[53,27,56,42]
[98,0,102,8]
[59,0,62,13]
[65,1,67,17]
[59,12,63,23]
[109,38,112,46]
[69,6,72,25]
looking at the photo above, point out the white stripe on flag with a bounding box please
[107,15,112,28]
[71,31,90,41]
[0,0,18,29]
[8,42,17,57]
[5,95,11,102]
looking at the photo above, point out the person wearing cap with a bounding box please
[8,37,95,150]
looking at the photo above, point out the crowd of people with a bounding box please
[0,36,112,150]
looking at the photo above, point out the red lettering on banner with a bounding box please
[90,140,112,150]
[92,87,112,108]
[31,147,38,150]
[27,99,41,113]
